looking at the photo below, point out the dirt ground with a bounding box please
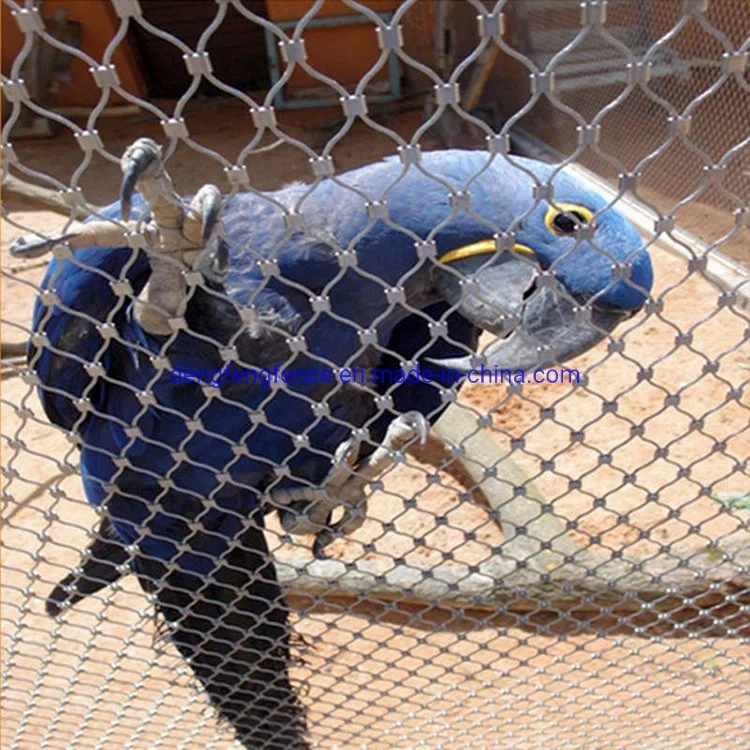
[2,102,749,749]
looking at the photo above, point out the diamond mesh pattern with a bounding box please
[2,1,748,748]
[508,0,749,265]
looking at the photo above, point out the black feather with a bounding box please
[46,516,129,617]
[135,509,309,749]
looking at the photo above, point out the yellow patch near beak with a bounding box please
[439,239,536,265]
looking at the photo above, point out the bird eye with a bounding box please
[545,203,594,236]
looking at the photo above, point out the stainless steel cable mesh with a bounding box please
[2,1,748,748]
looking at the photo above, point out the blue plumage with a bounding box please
[28,149,652,747]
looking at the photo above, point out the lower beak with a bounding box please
[431,251,630,372]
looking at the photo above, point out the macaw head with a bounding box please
[372,151,654,371]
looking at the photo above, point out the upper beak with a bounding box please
[431,243,631,372]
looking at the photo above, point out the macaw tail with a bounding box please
[46,516,129,617]
[135,513,309,750]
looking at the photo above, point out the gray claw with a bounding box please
[9,232,77,258]
[312,502,367,559]
[276,490,336,535]
[391,411,429,449]
[200,188,223,244]
[313,523,334,559]
[405,411,430,447]
[212,237,229,277]
[193,237,229,283]
[120,138,162,221]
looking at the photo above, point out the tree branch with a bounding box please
[280,405,750,637]
[3,174,101,219]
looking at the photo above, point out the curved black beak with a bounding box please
[431,250,631,372]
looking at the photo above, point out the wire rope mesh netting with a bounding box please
[1,0,748,747]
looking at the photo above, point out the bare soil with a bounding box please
[2,102,748,749]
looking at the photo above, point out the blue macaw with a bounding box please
[13,141,652,749]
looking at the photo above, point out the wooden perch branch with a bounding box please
[281,404,750,637]
[3,174,102,219]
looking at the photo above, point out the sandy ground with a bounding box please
[2,103,749,749]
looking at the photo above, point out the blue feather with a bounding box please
[33,150,653,564]
[33,151,652,747]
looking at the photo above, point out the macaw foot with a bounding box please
[271,411,429,558]
[272,438,360,534]
[120,138,227,334]
[9,137,228,335]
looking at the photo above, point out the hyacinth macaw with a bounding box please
[12,140,652,749]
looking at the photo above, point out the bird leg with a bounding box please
[312,411,429,557]
[120,139,224,334]
[272,437,362,534]
[271,411,429,558]
[8,221,157,258]
[9,137,226,335]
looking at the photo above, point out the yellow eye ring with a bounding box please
[544,203,595,236]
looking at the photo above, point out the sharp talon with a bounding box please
[410,412,430,446]
[334,437,360,468]
[197,185,222,244]
[312,510,365,559]
[277,494,334,534]
[120,138,162,220]
[313,496,368,558]
[193,237,229,283]
[9,233,77,259]
[397,411,430,447]
[313,524,334,559]
[325,437,361,487]
[214,238,228,274]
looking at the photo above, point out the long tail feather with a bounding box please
[46,516,128,617]
[135,512,309,749]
